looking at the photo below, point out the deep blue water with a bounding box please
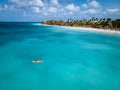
[0,22,120,90]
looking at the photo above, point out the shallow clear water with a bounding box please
[0,22,120,90]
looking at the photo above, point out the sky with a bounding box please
[0,0,120,21]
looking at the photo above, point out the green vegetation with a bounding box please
[41,17,120,30]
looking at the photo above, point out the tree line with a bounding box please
[41,17,120,30]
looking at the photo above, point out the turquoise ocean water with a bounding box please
[0,22,120,90]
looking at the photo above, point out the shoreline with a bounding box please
[41,24,120,35]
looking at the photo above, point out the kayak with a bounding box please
[32,60,43,63]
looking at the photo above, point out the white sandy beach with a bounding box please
[42,24,120,35]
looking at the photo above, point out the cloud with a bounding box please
[81,3,89,8]
[10,0,44,7]
[0,4,10,11]
[4,4,8,9]
[66,4,79,12]
[48,7,57,13]
[8,5,19,11]
[88,0,100,8]
[29,0,44,7]
[83,9,100,14]
[81,0,100,8]
[0,5,3,11]
[23,12,27,16]
[107,9,119,13]
[43,12,48,15]
[0,8,2,11]
[31,6,40,13]
[60,8,65,12]
[81,1,101,15]
[10,0,28,7]
[50,0,59,6]
[69,11,73,15]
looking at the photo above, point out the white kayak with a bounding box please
[32,60,43,63]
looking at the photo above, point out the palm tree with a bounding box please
[95,18,99,21]
[92,17,95,21]
[107,18,111,22]
[107,18,113,28]
[103,18,106,21]
[115,19,120,29]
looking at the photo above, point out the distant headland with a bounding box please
[41,17,120,31]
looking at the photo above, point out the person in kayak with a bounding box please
[32,59,43,63]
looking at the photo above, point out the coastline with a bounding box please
[41,24,120,35]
